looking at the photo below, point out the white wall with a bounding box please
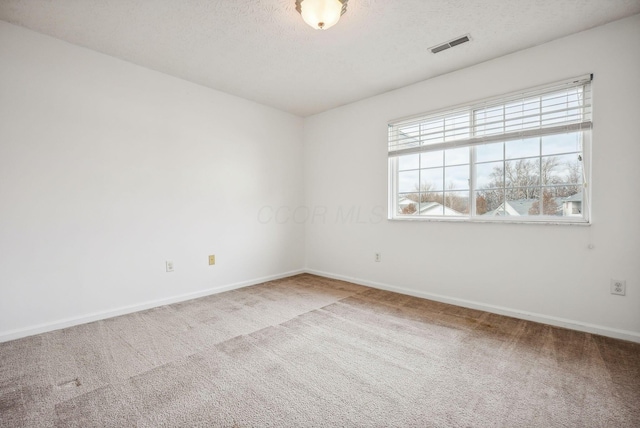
[304,15,640,341]
[0,21,305,340]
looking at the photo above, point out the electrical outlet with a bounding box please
[375,253,381,262]
[610,279,626,296]
[166,261,174,272]
[208,255,216,265]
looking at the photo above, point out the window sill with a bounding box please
[388,216,591,226]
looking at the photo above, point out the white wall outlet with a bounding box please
[375,253,381,262]
[166,261,174,273]
[610,279,626,296]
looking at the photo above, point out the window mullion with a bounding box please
[502,140,506,216]
[538,96,543,216]
[440,140,445,215]
[470,109,477,218]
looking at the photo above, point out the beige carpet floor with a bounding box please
[1,273,638,427]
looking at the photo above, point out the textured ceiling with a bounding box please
[1,0,639,117]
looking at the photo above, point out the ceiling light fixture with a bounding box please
[296,0,348,30]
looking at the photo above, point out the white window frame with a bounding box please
[388,75,592,225]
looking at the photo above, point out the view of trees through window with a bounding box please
[397,133,584,218]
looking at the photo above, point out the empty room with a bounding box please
[1,1,639,426]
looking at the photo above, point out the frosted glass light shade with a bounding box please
[296,0,348,30]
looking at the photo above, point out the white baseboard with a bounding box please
[4,268,638,344]
[0,269,305,343]
[305,268,640,344]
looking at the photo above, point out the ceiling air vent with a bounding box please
[430,35,470,54]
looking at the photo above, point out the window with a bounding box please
[388,75,592,224]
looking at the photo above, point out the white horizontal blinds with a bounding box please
[388,75,592,157]
[388,108,470,156]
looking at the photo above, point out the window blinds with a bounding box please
[388,75,592,157]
